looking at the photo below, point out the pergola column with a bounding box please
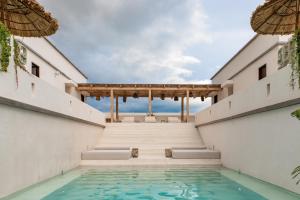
[186,90,190,122]
[181,97,184,122]
[148,90,152,115]
[110,89,114,122]
[116,95,119,122]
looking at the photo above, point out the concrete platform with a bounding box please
[80,158,222,167]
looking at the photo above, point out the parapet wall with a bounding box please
[0,64,105,198]
[196,66,300,125]
[196,66,300,194]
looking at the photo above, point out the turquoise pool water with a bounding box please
[42,168,265,200]
[4,167,300,200]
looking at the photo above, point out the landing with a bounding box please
[80,158,222,167]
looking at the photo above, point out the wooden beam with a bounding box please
[78,87,220,92]
[77,84,222,99]
[148,90,152,115]
[116,95,119,122]
[110,89,114,122]
[186,90,190,123]
[181,97,184,122]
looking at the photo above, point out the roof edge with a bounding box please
[210,34,259,80]
[43,37,88,80]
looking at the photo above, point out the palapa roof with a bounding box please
[0,0,58,37]
[251,0,300,35]
[77,83,222,98]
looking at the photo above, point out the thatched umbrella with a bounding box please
[0,0,58,37]
[251,0,300,35]
[251,0,300,86]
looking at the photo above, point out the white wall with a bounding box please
[196,66,300,194]
[231,46,281,93]
[0,55,105,198]
[197,67,300,124]
[197,105,300,194]
[15,37,87,99]
[212,35,278,83]
[0,57,105,125]
[0,104,104,198]
[211,35,291,102]
[24,46,70,92]
[16,37,87,83]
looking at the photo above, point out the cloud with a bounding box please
[39,0,256,113]
[41,0,212,84]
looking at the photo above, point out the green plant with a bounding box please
[290,30,300,89]
[283,30,300,186]
[13,39,28,87]
[13,39,26,70]
[292,166,300,185]
[0,23,11,72]
[291,109,300,120]
[13,39,19,87]
[14,39,21,67]
[291,110,300,185]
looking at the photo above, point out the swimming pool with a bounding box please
[4,167,300,200]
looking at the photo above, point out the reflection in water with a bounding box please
[42,168,266,200]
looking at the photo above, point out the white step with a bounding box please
[95,123,205,160]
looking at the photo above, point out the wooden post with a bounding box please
[186,90,190,122]
[181,97,184,122]
[110,89,114,122]
[116,95,119,122]
[148,90,152,115]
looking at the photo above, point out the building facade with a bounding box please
[195,34,300,194]
[14,37,87,100]
[0,37,106,198]
[210,34,291,104]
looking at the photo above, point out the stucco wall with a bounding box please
[231,46,281,94]
[196,65,300,194]
[0,56,105,198]
[211,35,291,102]
[212,35,282,84]
[0,104,104,198]
[16,37,87,83]
[14,37,87,100]
[196,67,300,125]
[197,105,300,194]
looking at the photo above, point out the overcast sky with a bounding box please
[40,0,262,113]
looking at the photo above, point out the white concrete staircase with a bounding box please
[97,123,205,158]
[81,123,221,167]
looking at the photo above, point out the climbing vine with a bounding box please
[290,31,300,185]
[290,30,300,89]
[14,39,21,68]
[13,39,26,70]
[13,39,28,87]
[0,23,11,72]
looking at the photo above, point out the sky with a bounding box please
[40,0,263,113]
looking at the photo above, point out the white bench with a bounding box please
[122,117,135,123]
[171,148,220,159]
[82,147,131,160]
[168,117,181,123]
[145,116,156,123]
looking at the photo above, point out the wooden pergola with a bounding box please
[77,84,221,122]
